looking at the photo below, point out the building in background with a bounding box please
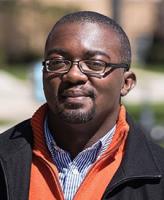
[0,0,164,138]
[0,0,164,65]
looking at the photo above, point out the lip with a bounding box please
[60,90,91,99]
[64,96,89,102]
[59,89,94,105]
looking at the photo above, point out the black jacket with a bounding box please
[0,115,164,200]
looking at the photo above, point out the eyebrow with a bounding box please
[46,48,69,57]
[84,50,111,60]
[46,48,111,60]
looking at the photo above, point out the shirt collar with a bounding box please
[44,116,116,156]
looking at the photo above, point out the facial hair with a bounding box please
[54,88,96,124]
[57,101,96,123]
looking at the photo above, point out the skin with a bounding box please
[43,22,136,158]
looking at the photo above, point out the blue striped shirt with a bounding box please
[44,117,116,200]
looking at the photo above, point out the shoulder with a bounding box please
[0,119,32,140]
[147,136,164,171]
[0,119,33,158]
[126,113,164,168]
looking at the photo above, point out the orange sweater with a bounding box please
[29,104,129,200]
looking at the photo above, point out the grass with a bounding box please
[134,63,164,74]
[0,119,13,126]
[1,62,164,124]
[125,103,164,125]
[1,64,29,80]
[2,62,164,80]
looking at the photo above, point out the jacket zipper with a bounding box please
[42,158,64,200]
[73,133,126,199]
[35,154,65,200]
[0,159,9,200]
[102,175,162,199]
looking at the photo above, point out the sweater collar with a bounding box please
[30,103,162,181]
[103,113,162,196]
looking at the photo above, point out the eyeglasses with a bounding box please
[42,59,130,78]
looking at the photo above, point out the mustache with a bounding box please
[58,82,96,99]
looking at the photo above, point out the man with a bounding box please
[0,11,164,200]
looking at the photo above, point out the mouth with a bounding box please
[59,89,95,103]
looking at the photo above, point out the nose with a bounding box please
[62,62,88,84]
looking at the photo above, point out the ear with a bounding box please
[121,71,136,97]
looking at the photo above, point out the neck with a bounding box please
[48,107,120,158]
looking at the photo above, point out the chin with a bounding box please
[58,107,95,124]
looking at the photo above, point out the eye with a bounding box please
[84,60,105,71]
[48,60,68,70]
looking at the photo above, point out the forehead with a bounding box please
[45,22,121,60]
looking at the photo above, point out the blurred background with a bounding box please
[0,0,164,144]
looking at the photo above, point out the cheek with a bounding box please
[96,84,120,104]
[43,76,60,102]
[93,76,123,110]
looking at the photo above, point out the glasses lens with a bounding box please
[47,60,70,72]
[80,60,105,73]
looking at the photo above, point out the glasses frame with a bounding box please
[42,59,130,78]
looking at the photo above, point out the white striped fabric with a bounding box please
[44,117,116,200]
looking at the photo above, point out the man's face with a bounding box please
[43,22,126,124]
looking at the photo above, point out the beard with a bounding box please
[55,100,96,124]
[46,82,96,124]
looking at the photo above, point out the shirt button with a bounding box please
[72,168,79,175]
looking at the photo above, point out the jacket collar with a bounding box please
[104,113,162,195]
[0,119,33,160]
[0,113,163,199]
[0,120,33,200]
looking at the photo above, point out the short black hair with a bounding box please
[46,11,131,67]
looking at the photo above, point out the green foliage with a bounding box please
[3,64,29,80]
[125,103,164,125]
[134,63,164,73]
[0,1,80,64]
[0,119,13,126]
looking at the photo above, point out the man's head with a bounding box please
[45,11,131,66]
[43,11,136,125]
